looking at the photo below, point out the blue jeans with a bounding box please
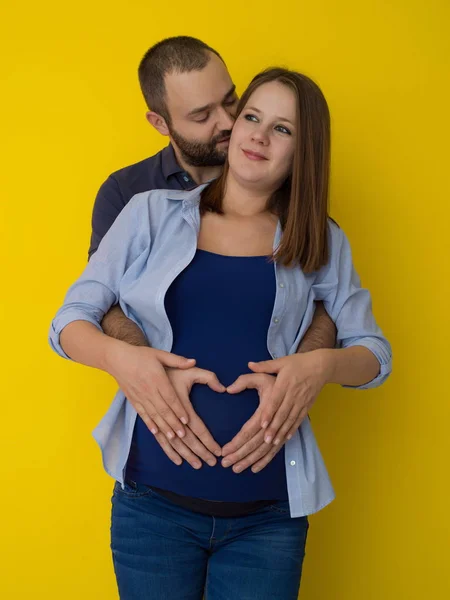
[111,481,309,600]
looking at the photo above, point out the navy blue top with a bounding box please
[88,145,195,259]
[126,249,289,502]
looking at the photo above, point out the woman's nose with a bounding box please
[251,129,269,145]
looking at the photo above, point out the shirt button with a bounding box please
[273,317,279,324]
[279,282,285,288]
[290,460,296,466]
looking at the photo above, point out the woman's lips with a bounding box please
[242,148,268,161]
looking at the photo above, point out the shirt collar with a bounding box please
[161,144,184,180]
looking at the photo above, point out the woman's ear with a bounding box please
[146,111,170,136]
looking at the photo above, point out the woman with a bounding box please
[49,68,391,599]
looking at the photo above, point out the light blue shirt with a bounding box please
[49,184,392,518]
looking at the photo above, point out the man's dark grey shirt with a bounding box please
[88,145,196,259]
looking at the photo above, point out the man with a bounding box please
[89,36,336,471]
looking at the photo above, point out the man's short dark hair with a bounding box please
[138,36,223,122]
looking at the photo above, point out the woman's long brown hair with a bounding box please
[200,67,331,273]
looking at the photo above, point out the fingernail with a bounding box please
[262,421,269,429]
[287,434,292,440]
[264,435,272,444]
[273,438,280,446]
[194,462,202,469]
[175,460,182,466]
[214,449,222,457]
[252,467,260,473]
[233,465,242,473]
[167,432,174,440]
[181,417,188,425]
[151,428,157,435]
[177,430,184,438]
[222,459,231,468]
[207,459,216,467]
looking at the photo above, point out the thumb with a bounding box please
[248,358,282,374]
[227,373,260,394]
[193,370,226,393]
[156,350,196,369]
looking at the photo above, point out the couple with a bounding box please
[49,36,392,600]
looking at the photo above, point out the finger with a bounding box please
[227,374,263,394]
[169,437,203,470]
[248,358,283,374]
[221,411,262,457]
[271,404,300,446]
[221,429,266,468]
[263,395,296,444]
[286,409,309,440]
[138,410,159,435]
[187,413,222,457]
[155,349,196,370]
[259,380,287,433]
[193,370,226,393]
[251,445,282,473]
[232,437,276,473]
[153,432,183,466]
[181,429,218,467]
[131,398,160,435]
[150,385,188,438]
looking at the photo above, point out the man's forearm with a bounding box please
[297,302,336,353]
[101,304,148,347]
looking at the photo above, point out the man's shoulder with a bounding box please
[108,149,166,191]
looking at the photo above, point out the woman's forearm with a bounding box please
[60,320,126,373]
[321,346,381,387]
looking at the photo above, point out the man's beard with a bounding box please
[169,127,231,167]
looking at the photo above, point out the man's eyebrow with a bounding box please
[187,85,237,117]
[245,105,295,126]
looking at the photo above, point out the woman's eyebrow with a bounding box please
[245,106,294,126]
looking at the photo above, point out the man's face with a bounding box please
[164,53,238,167]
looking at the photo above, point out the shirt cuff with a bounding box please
[341,337,392,390]
[49,311,104,360]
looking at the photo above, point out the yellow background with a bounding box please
[2,1,449,598]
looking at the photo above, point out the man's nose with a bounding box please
[217,106,235,132]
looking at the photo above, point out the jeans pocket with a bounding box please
[114,479,154,498]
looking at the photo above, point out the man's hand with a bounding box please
[105,343,198,441]
[161,367,225,468]
[221,373,280,474]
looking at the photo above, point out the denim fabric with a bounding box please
[111,480,309,600]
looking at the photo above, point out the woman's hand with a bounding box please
[105,343,199,440]
[248,351,330,444]
[221,352,330,473]
[159,367,226,469]
[221,373,280,473]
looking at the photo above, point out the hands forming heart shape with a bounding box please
[108,345,328,474]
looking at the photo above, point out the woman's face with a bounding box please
[228,80,297,191]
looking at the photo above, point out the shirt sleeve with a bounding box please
[312,221,392,389]
[88,176,127,260]
[49,194,151,360]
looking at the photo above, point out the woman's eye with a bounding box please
[275,125,291,135]
[244,114,258,122]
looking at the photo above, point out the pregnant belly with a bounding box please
[190,383,260,446]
